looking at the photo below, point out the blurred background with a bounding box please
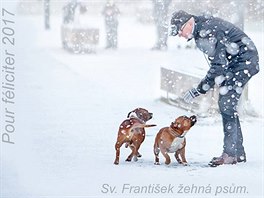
[17,0,264,19]
[17,0,264,22]
[15,0,264,50]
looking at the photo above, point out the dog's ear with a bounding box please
[190,115,197,126]
[127,111,132,118]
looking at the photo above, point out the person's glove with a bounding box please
[183,88,200,103]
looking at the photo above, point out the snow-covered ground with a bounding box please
[1,4,264,198]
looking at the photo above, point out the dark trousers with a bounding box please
[218,72,250,157]
[105,23,118,48]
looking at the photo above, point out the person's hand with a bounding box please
[183,88,200,103]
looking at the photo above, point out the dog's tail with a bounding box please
[132,124,156,130]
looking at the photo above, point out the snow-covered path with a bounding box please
[1,11,263,198]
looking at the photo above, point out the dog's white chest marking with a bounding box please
[168,137,184,153]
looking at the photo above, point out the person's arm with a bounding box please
[183,30,229,103]
[197,31,228,94]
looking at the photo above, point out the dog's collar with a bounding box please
[169,127,185,138]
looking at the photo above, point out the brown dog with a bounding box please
[154,115,197,165]
[114,108,156,165]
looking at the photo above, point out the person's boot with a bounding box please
[151,44,161,50]
[208,153,237,167]
[159,44,168,51]
[237,153,246,163]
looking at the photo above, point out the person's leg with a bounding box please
[113,25,118,48]
[235,115,246,161]
[221,72,249,156]
[209,89,241,166]
[221,112,238,157]
[105,24,111,48]
[233,72,251,161]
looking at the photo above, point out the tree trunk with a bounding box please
[44,0,50,29]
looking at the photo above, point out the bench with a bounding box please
[61,25,99,53]
[160,67,219,116]
[160,67,255,117]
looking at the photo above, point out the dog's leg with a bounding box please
[114,141,124,165]
[128,145,142,158]
[137,133,145,158]
[132,142,142,162]
[135,142,143,158]
[137,152,142,158]
[160,147,171,165]
[154,149,160,165]
[154,142,160,165]
[131,141,142,162]
[175,150,182,164]
[126,144,136,162]
[178,147,188,166]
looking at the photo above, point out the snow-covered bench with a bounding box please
[160,67,219,116]
[160,67,255,117]
[61,25,99,53]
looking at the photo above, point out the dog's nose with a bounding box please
[190,115,197,125]
[149,113,153,118]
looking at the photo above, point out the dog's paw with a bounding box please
[182,162,189,166]
[165,161,171,165]
[137,153,142,158]
[154,162,160,165]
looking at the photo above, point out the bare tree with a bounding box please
[44,0,50,29]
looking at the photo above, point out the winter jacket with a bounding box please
[192,15,259,94]
[102,4,120,25]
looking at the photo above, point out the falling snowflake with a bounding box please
[241,37,256,50]
[219,86,229,95]
[235,87,243,94]
[225,42,239,55]
[202,84,210,91]
[215,75,226,86]
[199,30,208,37]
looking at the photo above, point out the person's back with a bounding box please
[193,15,259,78]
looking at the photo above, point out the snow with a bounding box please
[214,75,225,85]
[225,42,240,55]
[219,86,229,95]
[1,5,264,198]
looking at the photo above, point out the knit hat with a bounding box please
[170,10,193,36]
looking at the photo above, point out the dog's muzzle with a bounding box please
[190,115,197,126]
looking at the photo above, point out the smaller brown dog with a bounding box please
[114,108,156,165]
[154,115,197,165]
